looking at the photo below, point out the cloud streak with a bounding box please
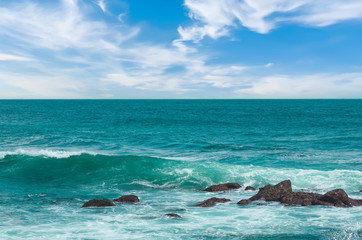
[0,71,86,98]
[97,0,107,12]
[178,0,362,43]
[236,73,362,99]
[0,0,137,51]
[0,53,32,61]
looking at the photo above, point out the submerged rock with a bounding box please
[82,199,115,208]
[166,213,182,218]
[203,183,241,192]
[113,195,139,203]
[196,197,231,207]
[237,199,252,206]
[245,186,256,191]
[239,180,362,208]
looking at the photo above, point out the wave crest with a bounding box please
[0,149,100,159]
[0,152,360,192]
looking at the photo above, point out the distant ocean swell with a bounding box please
[1,151,361,193]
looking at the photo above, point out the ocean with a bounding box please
[0,100,361,239]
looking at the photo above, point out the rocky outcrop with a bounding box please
[82,199,115,208]
[238,180,362,208]
[249,180,292,202]
[245,186,256,191]
[113,195,139,203]
[196,197,231,207]
[166,213,182,218]
[203,183,241,192]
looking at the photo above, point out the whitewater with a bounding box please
[0,100,361,239]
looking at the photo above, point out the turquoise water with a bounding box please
[0,100,361,239]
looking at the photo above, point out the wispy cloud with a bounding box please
[102,63,248,92]
[0,53,32,61]
[97,0,107,12]
[0,71,87,98]
[178,0,362,43]
[0,0,137,51]
[236,72,362,99]
[265,63,273,68]
[0,0,361,98]
[0,0,252,96]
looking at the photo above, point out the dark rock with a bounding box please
[245,186,256,191]
[113,195,139,203]
[350,199,362,206]
[166,213,182,218]
[241,180,362,208]
[203,183,241,192]
[318,189,362,207]
[237,199,251,206]
[82,199,115,208]
[249,180,292,202]
[311,199,334,207]
[280,192,322,206]
[319,189,350,205]
[196,197,231,207]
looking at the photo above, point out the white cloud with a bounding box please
[0,0,360,98]
[179,0,362,42]
[0,53,32,61]
[0,0,215,96]
[236,73,362,98]
[0,71,87,98]
[118,13,126,23]
[188,65,248,88]
[291,1,362,27]
[124,45,192,69]
[97,0,106,12]
[102,62,248,92]
[102,71,195,92]
[0,0,137,51]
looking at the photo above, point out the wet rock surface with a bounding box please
[280,192,323,206]
[82,199,115,208]
[239,180,362,208]
[196,197,231,207]
[113,195,140,203]
[237,199,252,206]
[245,186,256,191]
[249,180,292,202]
[203,183,241,192]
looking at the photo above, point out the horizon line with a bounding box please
[0,98,361,100]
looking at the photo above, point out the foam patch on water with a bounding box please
[1,189,360,239]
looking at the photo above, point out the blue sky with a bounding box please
[0,0,362,99]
